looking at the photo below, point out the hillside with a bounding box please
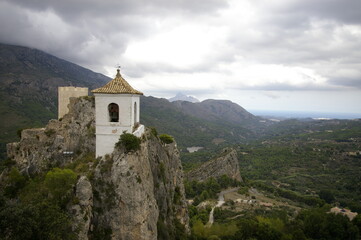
[0,43,109,159]
[2,44,361,239]
[168,92,199,103]
[1,97,189,239]
[0,44,269,160]
[182,120,361,239]
[140,96,264,152]
[182,118,361,212]
[238,119,361,212]
[172,99,260,127]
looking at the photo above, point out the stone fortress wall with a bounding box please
[58,86,88,119]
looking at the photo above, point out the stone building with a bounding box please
[91,69,144,157]
[58,86,88,119]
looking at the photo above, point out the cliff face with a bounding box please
[6,97,189,239]
[186,148,242,182]
[92,131,189,239]
[7,96,95,175]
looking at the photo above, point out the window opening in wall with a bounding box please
[134,102,137,124]
[108,103,119,122]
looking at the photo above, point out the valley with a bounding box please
[1,43,361,239]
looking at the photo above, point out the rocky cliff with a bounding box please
[7,96,95,176]
[6,97,189,240]
[0,43,109,160]
[186,148,242,182]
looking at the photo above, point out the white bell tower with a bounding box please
[92,68,144,157]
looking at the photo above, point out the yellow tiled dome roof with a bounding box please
[91,69,143,95]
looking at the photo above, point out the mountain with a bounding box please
[172,99,263,127]
[169,92,199,103]
[140,96,266,152]
[0,43,109,159]
[0,43,266,160]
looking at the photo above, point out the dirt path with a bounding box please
[207,188,239,226]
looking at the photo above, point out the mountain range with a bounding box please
[0,43,265,159]
[168,93,199,103]
[0,43,110,159]
[2,44,361,240]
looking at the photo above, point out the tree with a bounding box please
[297,208,359,240]
[4,167,26,198]
[192,220,206,239]
[44,168,77,207]
[352,214,361,235]
[0,201,76,240]
[319,190,335,204]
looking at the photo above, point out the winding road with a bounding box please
[207,187,239,226]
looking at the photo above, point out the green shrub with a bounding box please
[159,134,174,144]
[150,127,158,137]
[0,201,76,240]
[174,218,188,240]
[173,186,182,204]
[0,159,16,172]
[116,133,141,152]
[44,168,77,207]
[91,226,112,240]
[159,162,166,183]
[238,186,249,195]
[4,167,27,198]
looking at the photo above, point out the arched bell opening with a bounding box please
[108,103,119,122]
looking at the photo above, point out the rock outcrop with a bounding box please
[6,97,189,239]
[7,96,95,175]
[186,148,242,182]
[70,176,93,240]
[92,130,189,240]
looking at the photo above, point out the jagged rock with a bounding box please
[146,133,190,236]
[92,130,189,240]
[93,148,158,239]
[70,176,93,240]
[186,148,242,182]
[6,97,190,239]
[6,97,95,175]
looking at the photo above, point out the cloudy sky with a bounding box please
[1,0,361,116]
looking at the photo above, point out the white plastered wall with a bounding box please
[94,93,140,157]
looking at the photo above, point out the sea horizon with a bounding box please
[250,109,361,120]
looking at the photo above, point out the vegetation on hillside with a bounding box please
[237,121,361,213]
[0,151,103,239]
[185,175,241,206]
[189,205,361,240]
[140,96,258,152]
[0,43,109,160]
[116,132,141,152]
[2,44,361,240]
[0,167,78,239]
[183,120,361,239]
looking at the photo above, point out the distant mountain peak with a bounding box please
[168,92,199,103]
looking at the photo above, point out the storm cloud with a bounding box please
[0,0,360,114]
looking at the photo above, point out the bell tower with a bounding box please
[91,68,144,157]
